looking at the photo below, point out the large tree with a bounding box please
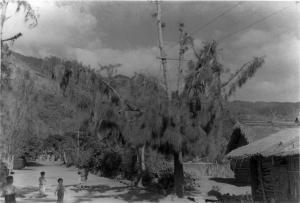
[166,39,265,197]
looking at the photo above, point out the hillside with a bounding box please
[8,51,300,138]
[227,101,300,122]
[3,52,90,138]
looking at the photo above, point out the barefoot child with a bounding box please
[55,178,65,203]
[2,176,17,203]
[38,171,47,196]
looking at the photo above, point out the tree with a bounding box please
[121,73,166,186]
[146,38,264,197]
[171,40,265,196]
[0,1,38,169]
[1,67,37,171]
[0,0,38,68]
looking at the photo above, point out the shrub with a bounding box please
[101,151,122,177]
[119,147,137,180]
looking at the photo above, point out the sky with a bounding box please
[3,0,300,102]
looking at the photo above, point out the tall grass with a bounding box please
[184,162,234,178]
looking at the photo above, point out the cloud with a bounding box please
[3,1,299,102]
[5,1,98,58]
[73,46,161,77]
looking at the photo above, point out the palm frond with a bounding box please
[223,56,265,99]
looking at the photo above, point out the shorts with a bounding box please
[39,185,46,194]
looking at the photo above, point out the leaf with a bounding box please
[224,57,265,98]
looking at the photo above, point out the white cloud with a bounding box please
[5,1,98,58]
[3,1,299,101]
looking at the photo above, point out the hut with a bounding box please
[227,127,300,203]
[226,121,297,183]
[225,123,255,183]
[226,122,280,183]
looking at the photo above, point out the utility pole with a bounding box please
[77,130,79,167]
[154,1,184,198]
[0,1,8,87]
[176,23,185,94]
[155,0,169,97]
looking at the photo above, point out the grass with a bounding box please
[184,162,234,178]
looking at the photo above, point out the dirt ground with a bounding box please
[0,161,250,203]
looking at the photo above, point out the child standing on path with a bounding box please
[78,167,89,189]
[38,171,47,196]
[55,178,65,203]
[2,176,17,203]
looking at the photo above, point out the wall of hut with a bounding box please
[230,159,251,183]
[250,155,299,203]
[227,127,251,183]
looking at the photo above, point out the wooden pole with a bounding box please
[0,1,8,76]
[155,0,168,97]
[0,1,8,93]
[77,130,79,167]
[258,156,267,202]
[176,24,184,93]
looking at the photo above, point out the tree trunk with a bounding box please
[0,1,8,70]
[7,154,14,174]
[63,151,68,164]
[174,150,184,198]
[134,145,145,187]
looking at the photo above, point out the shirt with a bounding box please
[2,184,16,196]
[39,177,47,186]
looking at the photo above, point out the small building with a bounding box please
[227,127,300,203]
[226,122,283,183]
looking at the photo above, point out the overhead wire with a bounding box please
[165,2,243,54]
[189,2,243,37]
[218,4,293,44]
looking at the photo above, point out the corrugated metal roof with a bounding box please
[227,127,300,159]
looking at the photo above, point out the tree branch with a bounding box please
[1,32,22,42]
[221,61,251,88]
[100,78,143,113]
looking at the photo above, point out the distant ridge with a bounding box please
[12,51,300,123]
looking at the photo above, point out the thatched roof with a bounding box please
[232,121,299,142]
[232,122,256,143]
[227,127,300,159]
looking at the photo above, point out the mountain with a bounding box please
[227,100,300,122]
[2,52,90,138]
[5,51,300,139]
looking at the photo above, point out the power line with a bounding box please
[218,5,292,44]
[165,2,242,54]
[189,2,243,37]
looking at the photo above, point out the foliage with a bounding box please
[223,57,265,99]
[101,151,122,177]
[14,0,39,28]
[0,60,40,159]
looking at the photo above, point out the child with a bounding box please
[55,178,65,203]
[38,171,47,196]
[2,176,17,203]
[80,167,89,189]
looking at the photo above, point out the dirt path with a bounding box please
[0,161,200,203]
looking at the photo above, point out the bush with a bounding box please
[119,147,137,180]
[143,149,174,190]
[101,151,122,177]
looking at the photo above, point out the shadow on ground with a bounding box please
[26,162,44,167]
[18,186,39,197]
[209,178,250,187]
[70,184,166,203]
